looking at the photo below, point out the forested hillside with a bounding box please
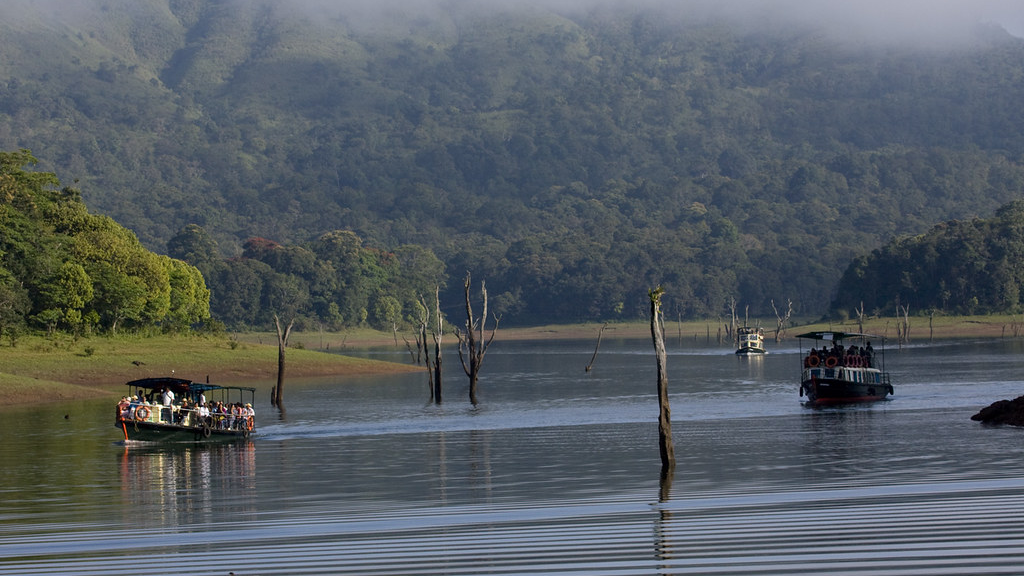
[3,0,1024,325]
[832,200,1024,318]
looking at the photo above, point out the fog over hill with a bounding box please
[2,0,1024,325]
[5,0,1023,40]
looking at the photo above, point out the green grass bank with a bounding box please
[0,334,421,407]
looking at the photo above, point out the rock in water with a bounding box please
[971,396,1024,426]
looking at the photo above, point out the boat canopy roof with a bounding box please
[125,377,255,394]
[795,331,879,342]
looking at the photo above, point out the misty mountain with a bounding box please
[3,0,1024,324]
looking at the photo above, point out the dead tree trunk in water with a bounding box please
[585,323,608,372]
[727,297,737,343]
[455,273,499,405]
[416,295,434,401]
[649,286,675,471]
[432,287,443,403]
[771,298,793,342]
[895,299,910,349]
[271,314,294,408]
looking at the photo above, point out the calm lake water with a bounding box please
[4,336,1024,575]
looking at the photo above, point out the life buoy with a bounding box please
[134,406,151,421]
[825,356,838,368]
[201,424,212,438]
[807,355,820,368]
[245,416,254,431]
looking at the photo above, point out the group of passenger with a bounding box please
[804,341,875,369]
[116,388,255,432]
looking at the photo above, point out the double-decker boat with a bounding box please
[735,326,767,355]
[115,377,256,442]
[797,331,893,404]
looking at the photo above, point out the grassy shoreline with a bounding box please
[2,314,1019,407]
[0,334,421,407]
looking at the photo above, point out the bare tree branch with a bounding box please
[454,272,499,405]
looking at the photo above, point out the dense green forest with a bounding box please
[3,0,1024,325]
[168,224,445,330]
[0,150,446,336]
[832,200,1024,317]
[0,150,208,340]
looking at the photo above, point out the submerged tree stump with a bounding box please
[649,286,675,471]
[971,396,1024,426]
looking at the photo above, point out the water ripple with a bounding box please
[5,478,1024,575]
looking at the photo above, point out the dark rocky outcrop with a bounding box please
[971,396,1024,426]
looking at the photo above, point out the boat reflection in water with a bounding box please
[118,442,256,526]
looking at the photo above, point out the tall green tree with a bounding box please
[164,257,211,329]
[167,224,223,279]
[0,267,31,343]
[36,261,93,332]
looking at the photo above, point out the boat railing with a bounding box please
[118,404,254,432]
[804,353,875,369]
[804,366,889,384]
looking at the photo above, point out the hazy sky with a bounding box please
[732,0,1024,40]
[553,0,1024,45]
[280,0,1024,46]
[5,0,1024,44]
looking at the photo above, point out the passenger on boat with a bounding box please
[160,387,174,422]
[117,397,131,420]
[214,402,226,428]
[226,403,239,429]
[804,349,820,368]
[177,400,190,425]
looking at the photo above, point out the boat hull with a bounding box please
[801,370,893,405]
[116,419,251,443]
[736,347,766,355]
